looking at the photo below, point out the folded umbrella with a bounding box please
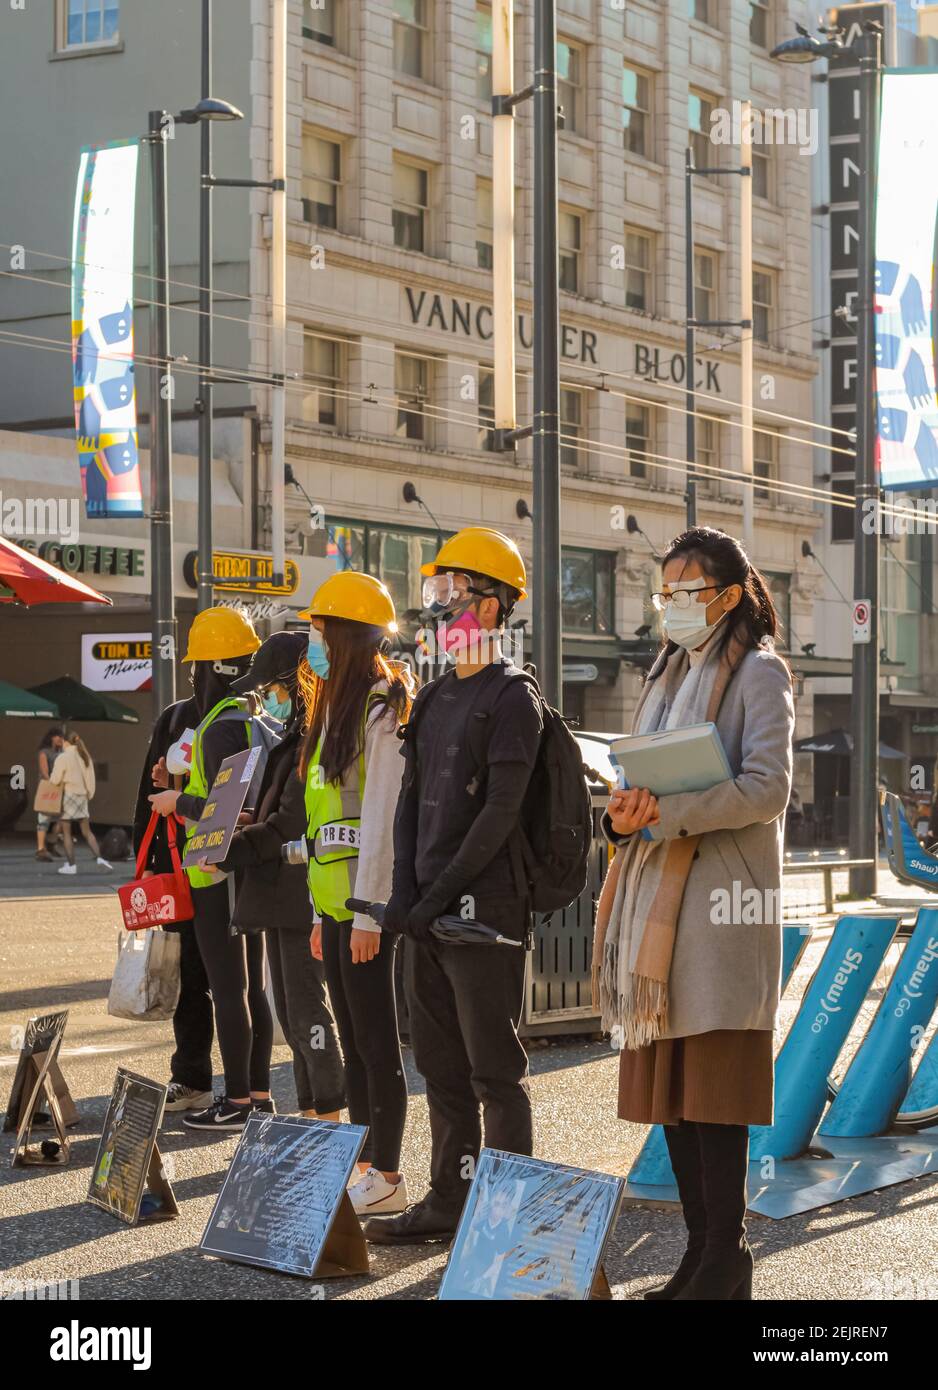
[346,898,523,947]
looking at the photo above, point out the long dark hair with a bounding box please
[298,618,414,784]
[651,527,780,676]
[38,726,64,752]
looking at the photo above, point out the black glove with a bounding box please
[382,890,415,936]
[405,896,440,942]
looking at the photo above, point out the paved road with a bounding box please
[1,890,936,1303]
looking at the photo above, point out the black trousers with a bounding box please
[321,914,407,1172]
[167,921,214,1094]
[405,936,532,1211]
[192,880,273,1099]
[267,928,346,1114]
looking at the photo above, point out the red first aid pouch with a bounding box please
[118,812,194,930]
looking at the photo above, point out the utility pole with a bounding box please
[848,25,882,898]
[684,149,697,529]
[270,0,287,587]
[532,0,562,709]
[740,99,754,553]
[148,110,176,713]
[196,0,214,613]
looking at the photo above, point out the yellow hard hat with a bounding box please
[182,606,261,663]
[421,527,527,599]
[298,571,398,631]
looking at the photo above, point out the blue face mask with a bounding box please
[307,631,331,679]
[262,690,292,722]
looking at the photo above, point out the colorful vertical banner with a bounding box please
[874,70,938,491]
[71,140,142,518]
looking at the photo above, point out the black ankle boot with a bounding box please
[673,1121,753,1302]
[645,1120,707,1301]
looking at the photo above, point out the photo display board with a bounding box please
[87,1069,177,1225]
[438,1149,624,1301]
[200,1115,369,1279]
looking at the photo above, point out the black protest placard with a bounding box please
[200,1115,369,1279]
[87,1069,177,1226]
[438,1149,624,1301]
[181,746,260,869]
[4,1009,77,1136]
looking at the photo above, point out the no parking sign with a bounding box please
[852,599,872,644]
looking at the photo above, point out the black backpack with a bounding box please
[408,667,593,914]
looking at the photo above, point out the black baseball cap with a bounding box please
[231,631,307,694]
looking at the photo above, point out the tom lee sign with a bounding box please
[403,286,723,392]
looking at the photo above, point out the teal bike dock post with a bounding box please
[626,924,815,1190]
[900,1027,938,1115]
[820,908,938,1136]
[749,914,897,1162]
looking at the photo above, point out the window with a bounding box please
[696,416,719,492]
[764,572,791,643]
[622,64,651,159]
[562,549,615,634]
[752,145,771,200]
[302,133,341,228]
[559,209,582,294]
[754,428,779,501]
[560,387,585,470]
[302,333,344,428]
[753,267,775,345]
[557,39,584,135]
[393,160,429,252]
[303,0,339,46]
[831,477,855,542]
[325,520,443,632]
[694,249,718,325]
[476,180,493,271]
[59,0,119,48]
[395,352,430,441]
[393,0,429,80]
[478,367,495,450]
[689,91,715,172]
[476,3,492,100]
[626,402,651,480]
[688,0,712,22]
[750,0,770,48]
[624,228,653,312]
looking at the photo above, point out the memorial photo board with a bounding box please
[86,1069,177,1226]
[200,1115,369,1279]
[10,1017,75,1167]
[3,1010,76,1134]
[438,1149,624,1301]
[181,747,259,869]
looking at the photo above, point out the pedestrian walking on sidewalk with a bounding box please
[35,726,65,860]
[51,733,111,874]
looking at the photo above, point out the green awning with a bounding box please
[28,675,140,724]
[0,679,60,718]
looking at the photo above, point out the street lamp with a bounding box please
[772,21,882,898]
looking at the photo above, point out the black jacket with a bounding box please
[133,696,201,875]
[219,725,313,932]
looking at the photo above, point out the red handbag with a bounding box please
[118,812,194,930]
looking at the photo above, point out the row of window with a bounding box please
[302,330,781,499]
[304,132,778,343]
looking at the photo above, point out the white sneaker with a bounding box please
[57,863,77,875]
[348,1168,409,1216]
[164,1083,215,1113]
[96,857,112,870]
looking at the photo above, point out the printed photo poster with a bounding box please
[200,1115,368,1279]
[438,1149,624,1301]
[87,1069,176,1226]
[874,70,938,490]
[3,1010,69,1133]
[71,139,143,518]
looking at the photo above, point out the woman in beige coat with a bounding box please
[50,733,111,875]
[594,527,793,1302]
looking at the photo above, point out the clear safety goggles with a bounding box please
[650,578,721,611]
[421,571,478,610]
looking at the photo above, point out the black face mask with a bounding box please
[190,663,233,720]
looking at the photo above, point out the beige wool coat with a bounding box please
[597,642,795,1041]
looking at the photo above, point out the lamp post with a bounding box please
[772,21,882,897]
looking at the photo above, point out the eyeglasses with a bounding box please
[650,584,719,612]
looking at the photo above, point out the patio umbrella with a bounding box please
[794,728,906,760]
[28,675,139,724]
[0,534,111,606]
[0,679,60,718]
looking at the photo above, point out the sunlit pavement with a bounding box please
[1,884,936,1301]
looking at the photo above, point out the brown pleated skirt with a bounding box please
[617,1029,774,1127]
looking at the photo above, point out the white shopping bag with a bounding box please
[107,928,181,1021]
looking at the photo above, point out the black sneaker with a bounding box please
[182,1097,252,1132]
[252,1098,276,1114]
[362,1194,461,1246]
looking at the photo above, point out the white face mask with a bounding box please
[661,581,728,650]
